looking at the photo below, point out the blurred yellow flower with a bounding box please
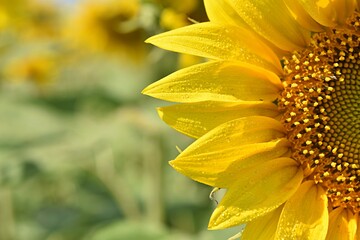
[158,0,198,29]
[160,8,189,30]
[0,8,9,30]
[0,0,60,39]
[144,0,360,239]
[4,54,57,87]
[21,0,61,39]
[0,0,25,30]
[64,0,145,61]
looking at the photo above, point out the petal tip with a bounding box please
[207,219,219,230]
[141,85,154,96]
[169,159,186,174]
[207,207,231,230]
[144,36,155,44]
[207,224,222,231]
[168,160,176,168]
[156,107,164,119]
[207,216,226,230]
[140,88,147,95]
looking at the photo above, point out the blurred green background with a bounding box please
[0,0,242,239]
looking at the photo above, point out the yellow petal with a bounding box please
[296,0,357,27]
[283,0,325,32]
[208,157,303,229]
[356,214,360,240]
[145,22,282,74]
[171,139,291,188]
[177,116,286,158]
[275,181,329,240]
[204,0,248,27]
[241,205,283,240]
[326,208,357,240]
[142,61,282,103]
[158,101,280,138]
[170,116,290,187]
[331,0,357,25]
[225,0,310,51]
[204,0,288,57]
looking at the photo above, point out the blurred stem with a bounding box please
[142,133,163,224]
[0,188,15,240]
[95,148,142,220]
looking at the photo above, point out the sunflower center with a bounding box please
[279,14,360,212]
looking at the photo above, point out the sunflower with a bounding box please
[143,0,360,239]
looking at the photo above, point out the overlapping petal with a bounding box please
[223,0,310,51]
[325,208,357,240]
[204,0,288,57]
[145,22,282,73]
[204,0,247,27]
[283,0,325,32]
[275,181,329,240]
[241,205,283,240]
[208,158,303,229]
[170,116,290,187]
[157,101,279,138]
[142,61,283,103]
[295,0,357,27]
